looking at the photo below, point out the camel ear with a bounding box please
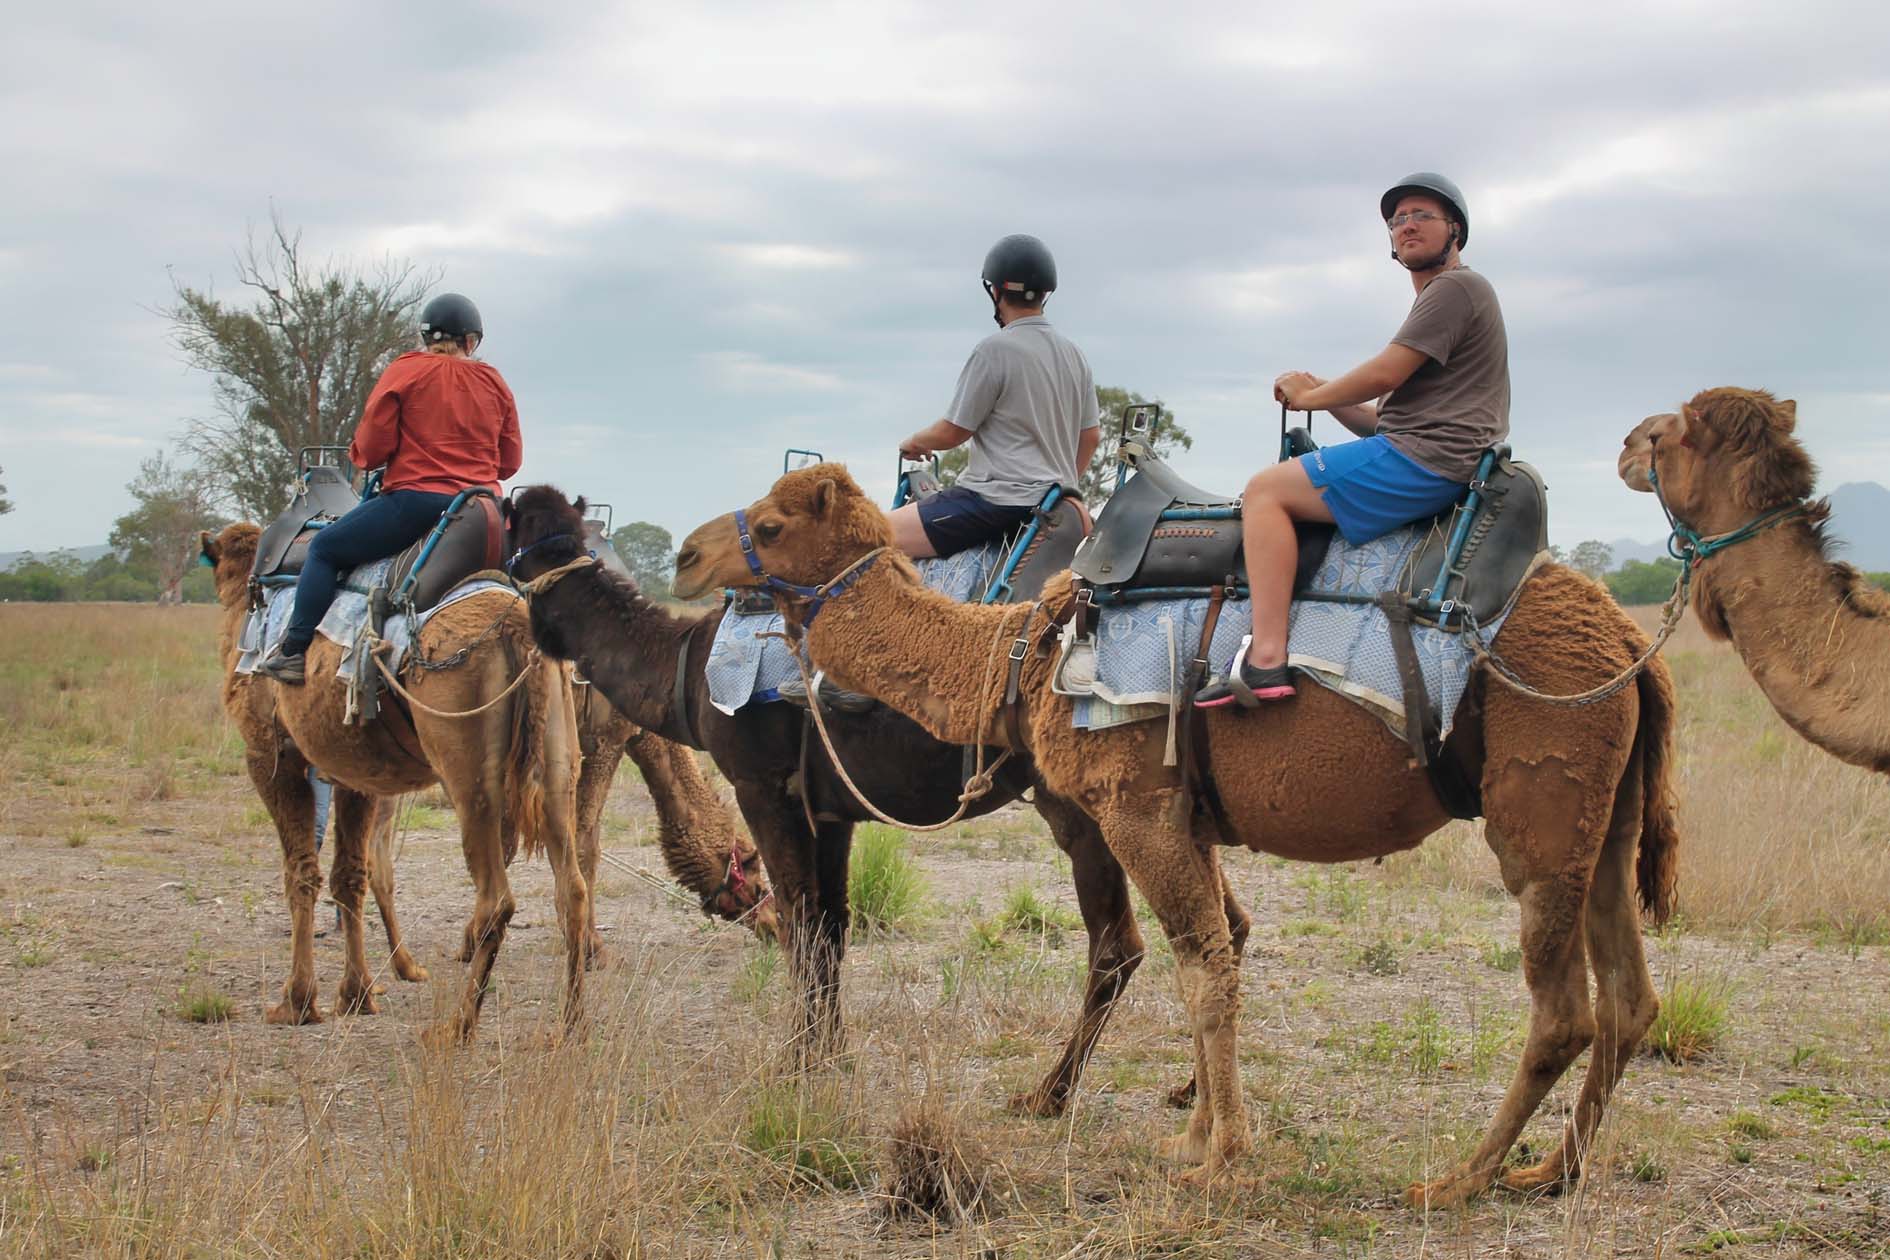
[199,530,220,566]
[1772,399,1797,432]
[812,478,836,520]
[573,495,588,517]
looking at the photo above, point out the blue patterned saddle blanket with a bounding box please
[236,558,517,683]
[705,541,1004,715]
[1069,523,1514,742]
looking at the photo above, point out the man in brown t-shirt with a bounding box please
[1197,172,1510,708]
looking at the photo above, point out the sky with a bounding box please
[3,0,1888,556]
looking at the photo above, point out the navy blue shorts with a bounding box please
[1299,435,1465,545]
[915,486,1037,558]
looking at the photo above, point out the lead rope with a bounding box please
[777,599,1036,833]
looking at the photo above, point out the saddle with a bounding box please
[897,469,1088,606]
[251,481,507,620]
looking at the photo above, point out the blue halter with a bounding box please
[506,531,594,576]
[1647,437,1804,566]
[734,508,880,628]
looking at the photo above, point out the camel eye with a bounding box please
[755,520,783,544]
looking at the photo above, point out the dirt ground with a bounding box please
[0,604,1887,1257]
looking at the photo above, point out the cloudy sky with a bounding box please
[3,0,1887,556]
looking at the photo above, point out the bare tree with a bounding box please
[1569,539,1615,579]
[0,465,12,515]
[110,451,221,604]
[165,211,434,519]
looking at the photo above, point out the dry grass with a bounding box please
[1,602,1887,1257]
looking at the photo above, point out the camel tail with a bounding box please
[1634,653,1682,926]
[501,614,557,861]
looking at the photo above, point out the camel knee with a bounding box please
[467,897,516,950]
[1090,937,1144,998]
[1526,1015,1595,1076]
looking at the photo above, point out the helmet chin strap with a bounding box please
[985,281,1003,327]
[1392,224,1460,273]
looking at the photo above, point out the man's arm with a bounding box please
[899,418,976,461]
[1076,424,1101,477]
[1280,344,1428,434]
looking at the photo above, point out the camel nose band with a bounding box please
[732,508,881,628]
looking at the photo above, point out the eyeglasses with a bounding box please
[1387,210,1446,229]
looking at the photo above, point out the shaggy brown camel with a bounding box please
[674,465,1682,1204]
[202,522,589,1044]
[1619,387,1890,775]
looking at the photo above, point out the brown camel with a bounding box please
[674,465,1682,1204]
[202,522,589,1044]
[1619,387,1890,775]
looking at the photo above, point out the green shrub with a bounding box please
[848,824,926,936]
[1644,973,1734,1063]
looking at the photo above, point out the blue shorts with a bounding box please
[916,486,1037,558]
[1299,435,1465,545]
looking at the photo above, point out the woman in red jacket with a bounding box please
[257,293,522,684]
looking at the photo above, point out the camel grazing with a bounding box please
[1619,387,1890,775]
[507,485,1236,1116]
[672,465,1682,1205]
[202,522,589,1044]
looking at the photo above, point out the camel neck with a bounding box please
[803,557,1031,750]
[1695,521,1890,774]
[537,567,700,740]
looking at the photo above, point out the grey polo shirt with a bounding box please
[945,315,1101,507]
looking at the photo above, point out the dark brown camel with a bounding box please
[507,485,1237,1115]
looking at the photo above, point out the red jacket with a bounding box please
[348,351,523,494]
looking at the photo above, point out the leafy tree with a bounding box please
[1605,558,1683,606]
[166,212,433,520]
[932,386,1193,506]
[0,464,11,515]
[1567,539,1614,579]
[609,521,676,599]
[109,451,221,604]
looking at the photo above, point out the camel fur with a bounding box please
[508,485,1242,1115]
[674,465,1682,1204]
[202,522,589,1044]
[1619,387,1890,774]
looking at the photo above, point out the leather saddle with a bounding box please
[1070,437,1546,629]
[251,480,508,619]
[899,470,1088,606]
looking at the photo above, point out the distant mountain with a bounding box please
[1603,536,1671,568]
[0,544,114,572]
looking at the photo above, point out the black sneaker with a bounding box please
[256,648,307,685]
[1193,659,1295,709]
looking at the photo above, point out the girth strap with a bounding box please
[1377,592,1436,769]
[1185,585,1239,845]
[660,621,703,750]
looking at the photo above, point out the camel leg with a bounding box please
[330,788,381,1016]
[734,782,843,1063]
[1169,868,1254,1110]
[570,740,619,968]
[364,796,427,983]
[806,816,853,1063]
[1101,794,1248,1185]
[253,747,324,1026]
[424,773,517,1047]
[1503,756,1659,1194]
[1013,792,1145,1117]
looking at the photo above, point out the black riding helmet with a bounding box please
[1380,172,1469,248]
[981,234,1056,301]
[419,292,483,346]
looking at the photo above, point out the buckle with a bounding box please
[1007,636,1030,663]
[1466,479,1490,493]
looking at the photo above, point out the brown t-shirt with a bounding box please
[1375,267,1509,480]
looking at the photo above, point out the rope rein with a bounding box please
[372,641,541,719]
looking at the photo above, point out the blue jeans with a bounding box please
[281,490,456,654]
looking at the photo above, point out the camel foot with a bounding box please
[1404,1163,1497,1211]
[1007,1086,1069,1118]
[1166,1076,1198,1109]
[1499,1155,1573,1196]
[1157,1129,1211,1165]
[335,981,380,1017]
[390,950,429,983]
[1175,1140,1249,1189]
[264,994,323,1026]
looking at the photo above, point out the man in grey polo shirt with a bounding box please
[890,234,1101,559]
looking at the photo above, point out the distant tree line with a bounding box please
[0,549,217,604]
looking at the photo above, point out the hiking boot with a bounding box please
[256,648,307,685]
[776,673,876,714]
[1194,659,1295,709]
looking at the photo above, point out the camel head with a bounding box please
[1618,388,1815,534]
[198,523,261,609]
[673,463,894,607]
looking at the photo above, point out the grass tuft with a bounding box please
[1644,973,1734,1063]
[881,1100,989,1221]
[848,824,926,937]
